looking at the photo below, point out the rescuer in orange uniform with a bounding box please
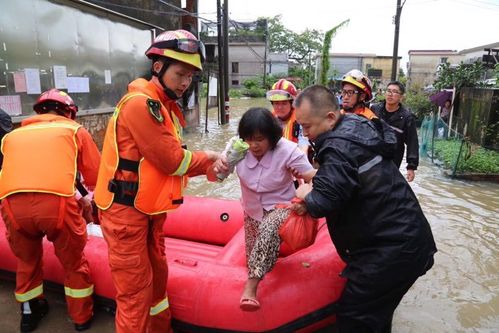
[266,79,309,149]
[340,69,378,120]
[94,30,224,333]
[0,89,101,332]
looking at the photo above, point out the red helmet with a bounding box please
[266,79,298,102]
[341,69,373,101]
[33,89,78,119]
[145,29,205,70]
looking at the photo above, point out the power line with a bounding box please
[453,0,499,9]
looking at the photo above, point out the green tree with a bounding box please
[433,61,485,91]
[319,20,349,86]
[265,16,323,65]
[404,86,436,121]
[261,15,323,85]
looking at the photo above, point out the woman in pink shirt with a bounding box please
[235,108,316,311]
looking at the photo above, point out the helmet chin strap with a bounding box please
[343,98,365,112]
[152,61,180,101]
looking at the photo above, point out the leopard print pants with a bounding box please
[244,207,290,279]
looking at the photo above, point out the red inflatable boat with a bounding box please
[0,196,346,332]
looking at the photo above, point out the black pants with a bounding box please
[336,256,434,333]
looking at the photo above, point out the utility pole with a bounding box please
[216,0,226,124]
[263,18,268,87]
[222,0,230,123]
[391,0,405,81]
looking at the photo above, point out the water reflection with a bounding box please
[183,98,499,332]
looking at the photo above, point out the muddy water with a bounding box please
[185,98,499,332]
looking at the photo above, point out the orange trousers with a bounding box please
[100,204,172,333]
[1,193,94,324]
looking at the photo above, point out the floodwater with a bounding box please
[186,98,499,332]
[0,98,498,332]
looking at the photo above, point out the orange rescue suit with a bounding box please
[344,106,378,120]
[272,109,299,143]
[95,93,185,214]
[0,113,101,325]
[0,118,80,198]
[95,78,213,333]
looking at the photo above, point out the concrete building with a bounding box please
[459,42,499,64]
[407,42,499,89]
[315,53,401,89]
[228,37,265,87]
[407,50,462,88]
[267,53,289,76]
[204,35,266,88]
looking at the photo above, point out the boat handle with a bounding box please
[173,258,198,267]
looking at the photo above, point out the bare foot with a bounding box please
[240,278,261,311]
[241,278,260,299]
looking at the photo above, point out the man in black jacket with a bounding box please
[0,108,13,168]
[371,81,419,182]
[293,85,436,333]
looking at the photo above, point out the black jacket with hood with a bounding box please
[371,101,419,170]
[305,114,436,278]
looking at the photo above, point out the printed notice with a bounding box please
[208,76,218,97]
[53,65,68,89]
[24,68,41,94]
[104,70,112,84]
[67,77,90,93]
[13,71,27,93]
[0,95,23,116]
[188,91,195,108]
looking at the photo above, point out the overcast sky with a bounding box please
[197,0,499,71]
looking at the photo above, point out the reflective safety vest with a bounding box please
[94,93,188,215]
[273,110,299,143]
[0,120,80,199]
[354,107,378,121]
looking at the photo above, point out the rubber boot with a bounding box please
[74,317,92,332]
[20,298,49,332]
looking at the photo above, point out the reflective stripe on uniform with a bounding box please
[172,150,192,176]
[389,125,404,134]
[15,284,43,302]
[64,285,94,298]
[150,297,169,316]
[359,155,383,174]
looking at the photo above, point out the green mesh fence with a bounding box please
[420,113,499,177]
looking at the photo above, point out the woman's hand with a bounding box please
[295,182,313,199]
[206,157,229,182]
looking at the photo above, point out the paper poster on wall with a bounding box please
[13,72,27,93]
[67,77,90,93]
[0,95,23,116]
[104,70,112,84]
[24,68,41,94]
[53,65,68,89]
[208,77,218,97]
